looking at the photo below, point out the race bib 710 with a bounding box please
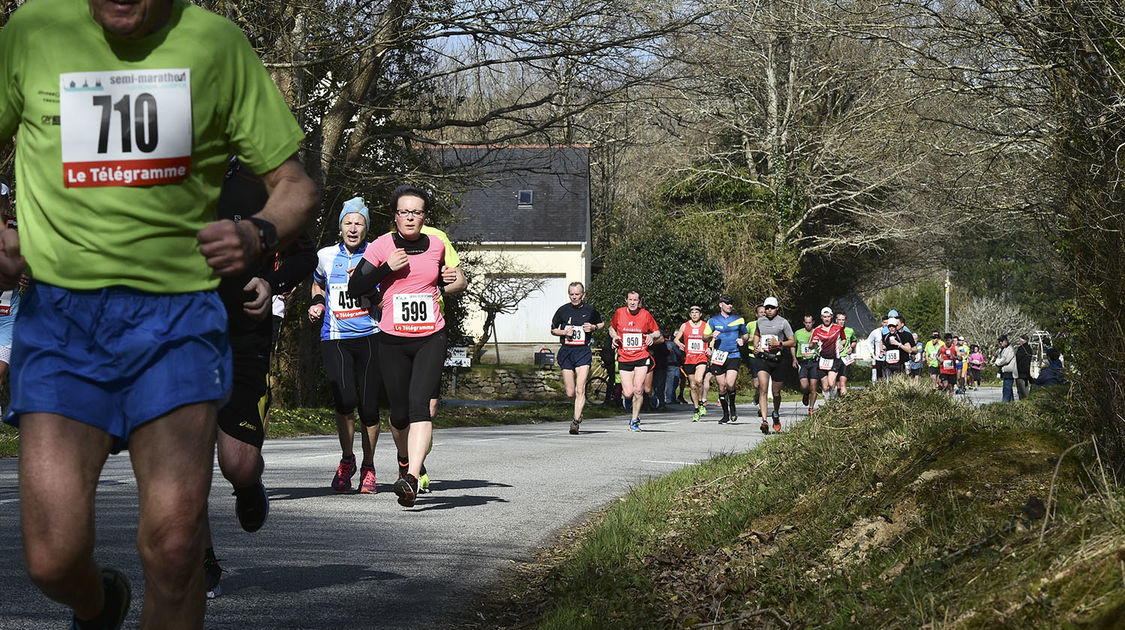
[60,69,192,188]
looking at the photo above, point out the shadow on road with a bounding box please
[427,478,513,491]
[222,563,407,594]
[411,494,509,512]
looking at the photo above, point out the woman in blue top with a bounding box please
[308,197,383,494]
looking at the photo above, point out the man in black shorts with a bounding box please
[752,297,795,434]
[550,281,604,434]
[204,159,316,598]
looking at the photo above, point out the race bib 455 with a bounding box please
[60,69,192,187]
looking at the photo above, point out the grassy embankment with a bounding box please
[464,379,1125,629]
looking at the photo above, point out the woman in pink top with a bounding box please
[969,345,985,390]
[349,185,466,506]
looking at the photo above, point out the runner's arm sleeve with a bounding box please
[264,231,316,294]
[347,257,393,297]
[0,20,24,140]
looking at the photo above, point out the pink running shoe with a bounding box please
[359,465,377,494]
[332,455,357,492]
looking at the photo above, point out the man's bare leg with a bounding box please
[129,402,217,630]
[19,413,113,620]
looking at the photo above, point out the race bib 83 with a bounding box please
[60,69,192,188]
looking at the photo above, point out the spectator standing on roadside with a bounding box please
[664,338,683,406]
[994,335,1017,402]
[650,336,670,410]
[1014,333,1034,400]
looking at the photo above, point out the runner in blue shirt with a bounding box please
[309,197,383,494]
[706,295,748,424]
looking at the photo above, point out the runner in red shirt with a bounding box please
[609,290,662,431]
[937,332,958,393]
[672,305,713,422]
[809,307,845,405]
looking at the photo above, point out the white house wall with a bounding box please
[463,243,589,358]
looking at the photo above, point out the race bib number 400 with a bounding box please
[392,292,436,333]
[60,69,192,188]
[687,339,704,353]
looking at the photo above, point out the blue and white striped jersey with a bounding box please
[313,242,378,341]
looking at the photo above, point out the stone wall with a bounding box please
[441,367,565,400]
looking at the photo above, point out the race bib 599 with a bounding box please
[60,69,192,188]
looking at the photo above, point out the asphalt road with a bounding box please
[0,386,1004,629]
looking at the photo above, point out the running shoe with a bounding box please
[729,413,738,424]
[204,551,223,600]
[699,405,708,417]
[359,465,377,494]
[629,419,642,432]
[802,392,809,406]
[569,419,581,435]
[331,455,357,492]
[393,473,418,507]
[773,420,782,433]
[692,409,700,422]
[418,471,431,494]
[718,414,730,425]
[234,479,269,532]
[760,420,770,435]
[71,568,131,629]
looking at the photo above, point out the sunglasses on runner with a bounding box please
[764,305,778,310]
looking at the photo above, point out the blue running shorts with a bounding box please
[556,345,592,370]
[3,283,232,453]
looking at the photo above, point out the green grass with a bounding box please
[466,380,1123,629]
[267,400,623,438]
[0,423,16,458]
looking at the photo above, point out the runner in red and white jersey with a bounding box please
[609,290,661,431]
[672,306,712,422]
[809,307,845,403]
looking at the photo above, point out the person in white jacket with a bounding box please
[993,335,1017,402]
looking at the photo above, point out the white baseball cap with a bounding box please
[820,307,832,316]
[763,296,779,307]
[887,317,899,327]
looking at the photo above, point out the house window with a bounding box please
[518,189,533,207]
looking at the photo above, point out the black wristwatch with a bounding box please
[247,217,279,255]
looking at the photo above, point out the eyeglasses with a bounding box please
[395,209,425,217]
[764,305,778,310]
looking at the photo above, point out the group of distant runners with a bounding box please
[551,288,1056,436]
[553,290,871,435]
